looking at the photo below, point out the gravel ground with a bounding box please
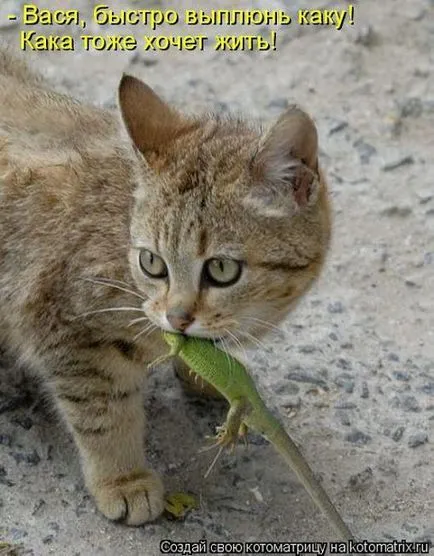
[0,0,433,554]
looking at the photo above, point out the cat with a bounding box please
[0,45,331,525]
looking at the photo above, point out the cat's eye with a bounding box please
[139,249,168,278]
[204,258,242,287]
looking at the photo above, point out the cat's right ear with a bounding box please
[245,106,320,218]
[118,74,191,154]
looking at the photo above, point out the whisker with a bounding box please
[127,316,150,328]
[86,276,141,290]
[143,327,158,340]
[83,277,147,303]
[236,328,268,351]
[204,445,224,479]
[100,277,135,286]
[133,323,157,342]
[216,336,233,373]
[240,316,284,335]
[224,328,248,362]
[198,443,221,454]
[73,307,145,320]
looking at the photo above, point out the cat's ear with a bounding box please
[245,106,320,218]
[118,74,192,154]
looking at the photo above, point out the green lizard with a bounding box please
[153,331,354,540]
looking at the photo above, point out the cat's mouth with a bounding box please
[183,332,227,344]
[155,318,228,344]
[173,330,228,346]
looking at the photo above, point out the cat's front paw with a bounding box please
[91,468,164,526]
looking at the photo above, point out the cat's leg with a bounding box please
[48,351,164,525]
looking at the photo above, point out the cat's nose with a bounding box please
[166,307,195,332]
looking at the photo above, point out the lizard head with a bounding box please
[162,331,187,352]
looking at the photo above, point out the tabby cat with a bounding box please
[0,46,330,525]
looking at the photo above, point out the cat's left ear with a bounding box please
[118,74,194,155]
[245,106,320,218]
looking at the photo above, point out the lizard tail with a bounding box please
[267,423,354,541]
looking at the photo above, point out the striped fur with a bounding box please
[0,49,330,525]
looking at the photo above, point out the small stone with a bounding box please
[354,25,378,47]
[414,533,434,544]
[48,522,60,533]
[0,434,12,446]
[298,344,317,354]
[268,98,289,110]
[335,401,357,409]
[313,401,330,409]
[388,353,400,362]
[348,466,373,489]
[408,432,428,448]
[402,522,419,535]
[392,426,405,442]
[32,499,46,516]
[419,195,433,205]
[75,495,91,517]
[353,139,377,164]
[345,430,372,445]
[284,371,327,388]
[392,370,410,381]
[380,205,412,217]
[340,342,353,350]
[402,396,421,413]
[421,382,434,395]
[405,278,421,288]
[327,301,345,314]
[337,412,351,426]
[409,7,427,21]
[360,382,369,399]
[336,358,352,370]
[414,67,430,78]
[382,155,414,172]
[334,375,355,394]
[399,97,423,118]
[214,102,230,114]
[405,358,419,371]
[10,449,41,466]
[343,382,355,394]
[0,465,14,487]
[328,119,348,135]
[248,433,269,446]
[9,528,28,541]
[281,397,301,410]
[141,57,158,67]
[272,382,300,395]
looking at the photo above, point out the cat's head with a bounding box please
[118,75,330,347]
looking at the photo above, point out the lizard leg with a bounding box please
[147,344,181,370]
[201,399,250,478]
[215,398,250,448]
[238,422,249,448]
